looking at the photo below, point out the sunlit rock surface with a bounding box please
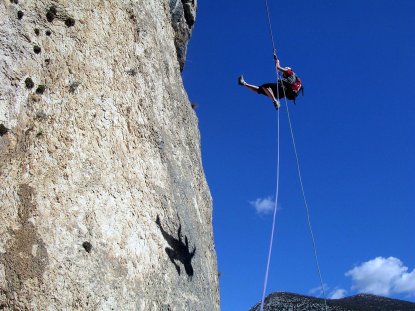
[0,0,218,310]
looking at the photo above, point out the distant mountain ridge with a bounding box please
[250,292,415,311]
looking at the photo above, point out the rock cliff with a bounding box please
[0,0,219,310]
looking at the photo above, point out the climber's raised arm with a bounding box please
[276,59,290,73]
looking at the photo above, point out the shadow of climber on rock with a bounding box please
[156,215,196,277]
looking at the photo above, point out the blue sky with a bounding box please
[182,1,415,310]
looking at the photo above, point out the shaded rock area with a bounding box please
[0,0,218,310]
[169,0,197,71]
[250,292,415,311]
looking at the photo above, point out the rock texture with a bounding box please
[169,0,197,71]
[0,0,218,310]
[250,292,415,311]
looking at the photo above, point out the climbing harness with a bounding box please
[259,1,327,311]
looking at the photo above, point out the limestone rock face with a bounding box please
[0,1,218,310]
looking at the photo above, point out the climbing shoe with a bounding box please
[238,75,246,86]
[273,99,280,110]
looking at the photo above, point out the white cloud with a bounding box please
[309,284,347,299]
[346,256,415,296]
[249,196,275,214]
[309,283,328,297]
[395,269,415,293]
[329,288,347,299]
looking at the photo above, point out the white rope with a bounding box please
[260,107,280,311]
[282,91,328,311]
[260,1,327,310]
[264,0,277,53]
[260,1,281,310]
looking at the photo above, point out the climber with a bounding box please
[238,57,303,109]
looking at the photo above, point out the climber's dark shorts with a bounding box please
[258,81,285,99]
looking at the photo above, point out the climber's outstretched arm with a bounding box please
[276,59,289,73]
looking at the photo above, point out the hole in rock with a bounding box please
[82,241,92,253]
[33,46,41,54]
[35,85,46,94]
[46,7,57,22]
[65,18,75,27]
[0,124,9,136]
[25,77,34,89]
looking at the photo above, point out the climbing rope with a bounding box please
[264,0,277,54]
[259,1,328,310]
[281,89,328,311]
[259,2,281,310]
[260,104,280,311]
